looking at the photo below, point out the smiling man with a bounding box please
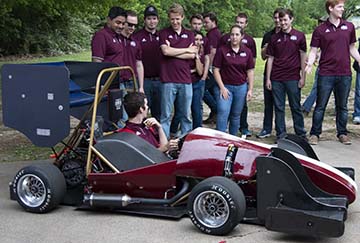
[158,3,197,138]
[306,0,360,145]
[91,6,127,65]
[266,8,307,141]
[119,10,144,93]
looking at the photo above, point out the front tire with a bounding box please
[188,176,246,235]
[12,164,66,213]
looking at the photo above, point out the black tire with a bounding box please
[11,164,66,213]
[188,176,246,235]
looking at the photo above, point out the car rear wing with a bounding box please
[1,61,133,147]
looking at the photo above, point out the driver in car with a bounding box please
[119,92,179,153]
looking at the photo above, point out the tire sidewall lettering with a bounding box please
[12,169,25,194]
[211,184,235,209]
[39,188,52,212]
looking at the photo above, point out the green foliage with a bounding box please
[0,0,127,56]
[1,0,359,56]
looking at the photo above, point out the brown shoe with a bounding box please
[309,135,318,145]
[338,135,351,145]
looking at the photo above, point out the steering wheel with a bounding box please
[177,132,189,151]
[168,132,189,159]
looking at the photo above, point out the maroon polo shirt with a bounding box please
[190,53,205,82]
[159,26,195,84]
[119,34,142,81]
[219,33,257,58]
[213,44,254,85]
[122,121,159,148]
[91,25,123,65]
[267,28,306,81]
[310,19,356,76]
[205,27,222,53]
[133,29,161,78]
[203,37,210,55]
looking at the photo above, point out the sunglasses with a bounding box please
[127,22,137,28]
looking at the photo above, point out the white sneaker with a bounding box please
[353,116,360,125]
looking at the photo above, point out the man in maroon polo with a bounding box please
[202,12,222,124]
[159,3,197,138]
[266,8,307,141]
[119,10,144,93]
[257,8,282,139]
[121,92,179,153]
[91,6,126,65]
[306,0,360,145]
[133,5,161,120]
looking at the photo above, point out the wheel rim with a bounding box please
[193,190,230,228]
[17,174,46,208]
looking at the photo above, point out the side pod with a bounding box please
[256,148,348,238]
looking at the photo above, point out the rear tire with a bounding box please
[188,176,246,235]
[11,164,66,213]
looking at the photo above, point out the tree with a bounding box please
[1,0,358,56]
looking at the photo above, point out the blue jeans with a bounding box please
[353,71,360,118]
[261,75,274,132]
[203,73,217,114]
[144,79,161,121]
[192,80,205,128]
[215,84,247,135]
[160,82,193,138]
[170,80,205,134]
[272,80,306,138]
[302,67,319,113]
[310,75,352,137]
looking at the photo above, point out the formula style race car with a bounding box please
[1,62,357,238]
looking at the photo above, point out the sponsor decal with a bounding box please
[156,36,159,41]
[168,35,173,39]
[226,53,231,57]
[37,128,51,136]
[240,52,247,57]
[142,38,147,42]
[181,33,188,39]
[325,29,330,33]
[130,41,136,47]
[277,38,281,43]
[290,35,297,41]
[242,39,248,44]
[113,38,117,43]
[340,25,348,30]
[115,99,122,110]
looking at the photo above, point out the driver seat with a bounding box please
[94,132,171,171]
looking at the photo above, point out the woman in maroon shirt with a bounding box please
[213,25,254,135]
